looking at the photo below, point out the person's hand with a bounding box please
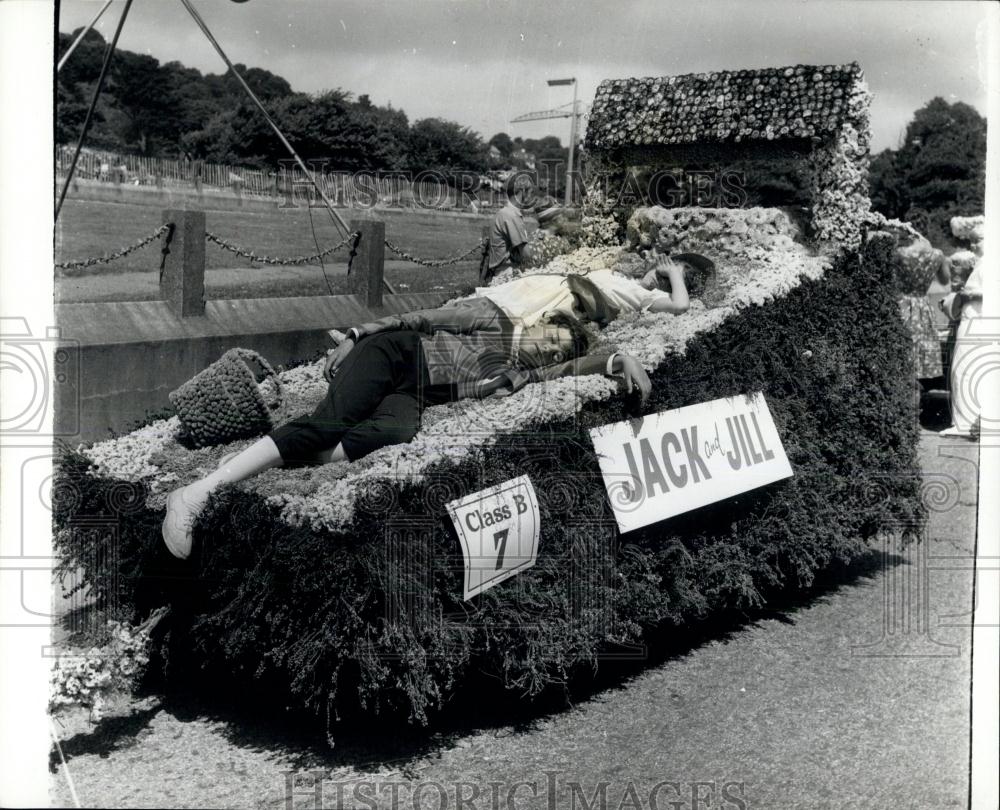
[323,338,355,382]
[640,254,681,291]
[615,354,652,406]
[639,267,660,291]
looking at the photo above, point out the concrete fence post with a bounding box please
[349,219,385,308]
[160,209,206,317]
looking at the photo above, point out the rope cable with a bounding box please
[50,719,82,809]
[307,202,337,296]
[55,0,135,222]
[176,0,351,238]
[56,0,114,73]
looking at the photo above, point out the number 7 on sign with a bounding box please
[493,528,509,569]
[446,475,540,601]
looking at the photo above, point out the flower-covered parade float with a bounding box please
[54,63,922,730]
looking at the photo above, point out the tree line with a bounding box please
[58,29,984,245]
[868,97,986,248]
[57,28,571,181]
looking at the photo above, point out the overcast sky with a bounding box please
[58,0,990,153]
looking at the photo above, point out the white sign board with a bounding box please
[589,392,792,533]
[446,475,541,600]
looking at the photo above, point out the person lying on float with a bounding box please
[322,250,698,401]
[484,200,710,325]
[329,251,703,356]
[162,307,652,560]
[476,250,703,329]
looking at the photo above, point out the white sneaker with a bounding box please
[162,486,204,559]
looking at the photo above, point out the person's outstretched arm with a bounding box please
[644,256,690,314]
[520,351,652,406]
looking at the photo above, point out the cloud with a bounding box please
[59,0,989,151]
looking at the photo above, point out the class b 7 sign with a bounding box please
[590,392,792,533]
[446,475,541,601]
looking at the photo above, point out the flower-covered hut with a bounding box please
[582,62,872,250]
[54,63,922,730]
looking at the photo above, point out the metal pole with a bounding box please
[565,79,578,206]
[57,0,114,73]
[55,0,134,222]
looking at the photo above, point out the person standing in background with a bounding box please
[893,238,948,387]
[940,256,985,438]
[482,173,537,284]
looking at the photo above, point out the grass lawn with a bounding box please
[55,198,495,301]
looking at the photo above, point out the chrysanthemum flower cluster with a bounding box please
[950,215,984,255]
[864,211,924,243]
[579,181,623,248]
[525,228,575,268]
[586,63,868,150]
[947,250,979,289]
[49,621,151,722]
[626,206,801,254]
[624,205,827,305]
[803,77,873,251]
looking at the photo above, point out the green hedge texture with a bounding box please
[53,233,922,727]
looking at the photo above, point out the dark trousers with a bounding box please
[269,331,447,463]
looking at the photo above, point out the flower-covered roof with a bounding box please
[585,62,867,152]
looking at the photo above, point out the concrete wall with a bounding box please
[55,292,452,445]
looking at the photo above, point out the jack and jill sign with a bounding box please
[589,392,793,533]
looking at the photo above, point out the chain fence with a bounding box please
[383,237,487,267]
[204,231,359,266]
[54,224,171,271]
[56,223,489,274]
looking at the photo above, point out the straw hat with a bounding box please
[670,252,718,300]
[669,252,715,274]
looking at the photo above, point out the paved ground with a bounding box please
[50,430,979,809]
